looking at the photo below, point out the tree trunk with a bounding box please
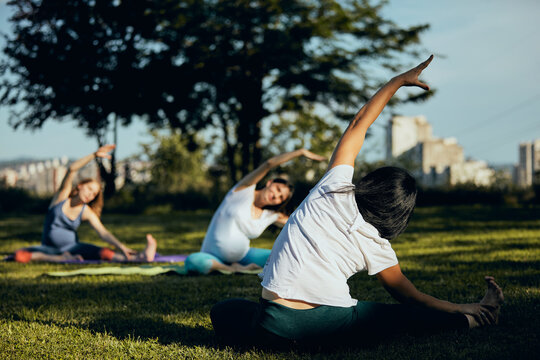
[238,121,252,177]
[253,120,263,168]
[237,83,264,177]
[94,117,117,198]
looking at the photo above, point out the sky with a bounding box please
[0,0,539,165]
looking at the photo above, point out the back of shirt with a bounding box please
[260,165,398,307]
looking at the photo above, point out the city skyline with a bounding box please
[1,0,539,165]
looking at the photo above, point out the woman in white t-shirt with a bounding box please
[210,55,504,344]
[185,149,325,274]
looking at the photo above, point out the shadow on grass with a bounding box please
[88,313,215,346]
[6,313,216,347]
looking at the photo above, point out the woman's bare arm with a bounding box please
[49,144,116,207]
[377,263,495,326]
[83,206,134,259]
[273,213,289,227]
[235,149,325,191]
[328,55,433,170]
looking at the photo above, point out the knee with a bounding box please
[14,249,32,263]
[210,298,261,344]
[185,252,215,274]
[99,248,115,261]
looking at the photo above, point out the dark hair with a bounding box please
[263,178,295,214]
[354,167,417,240]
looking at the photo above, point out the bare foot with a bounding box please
[230,262,262,273]
[143,234,157,262]
[480,276,504,324]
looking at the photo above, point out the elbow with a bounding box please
[262,159,274,169]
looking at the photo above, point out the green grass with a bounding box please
[1,206,539,359]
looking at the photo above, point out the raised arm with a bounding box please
[83,206,134,259]
[234,149,325,191]
[328,55,433,170]
[49,144,116,207]
[377,264,495,326]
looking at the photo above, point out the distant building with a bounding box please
[0,158,150,195]
[515,139,540,187]
[387,115,494,187]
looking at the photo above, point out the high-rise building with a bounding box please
[387,115,494,187]
[515,139,540,187]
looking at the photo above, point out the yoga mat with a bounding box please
[57,253,188,264]
[47,265,187,277]
[3,253,187,264]
[45,264,262,277]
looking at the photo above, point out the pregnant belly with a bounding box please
[44,228,78,250]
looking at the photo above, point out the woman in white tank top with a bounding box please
[185,149,325,274]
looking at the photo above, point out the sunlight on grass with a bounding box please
[1,206,539,359]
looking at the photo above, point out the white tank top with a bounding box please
[201,184,279,263]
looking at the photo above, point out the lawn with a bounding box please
[0,206,539,359]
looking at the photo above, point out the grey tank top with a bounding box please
[41,199,86,252]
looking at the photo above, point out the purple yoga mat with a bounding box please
[3,253,188,264]
[58,253,188,264]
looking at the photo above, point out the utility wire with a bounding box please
[468,121,540,157]
[452,93,540,137]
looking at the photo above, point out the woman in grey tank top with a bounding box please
[13,145,157,263]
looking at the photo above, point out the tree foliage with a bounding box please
[0,0,164,194]
[139,130,211,193]
[1,0,430,184]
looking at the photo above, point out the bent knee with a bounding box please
[99,248,115,261]
[185,252,216,274]
[14,250,32,263]
[211,298,261,344]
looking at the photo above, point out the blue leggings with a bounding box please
[185,248,271,274]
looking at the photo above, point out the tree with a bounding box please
[0,0,164,195]
[139,130,211,194]
[1,0,431,185]
[147,0,431,181]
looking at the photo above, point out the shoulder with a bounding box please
[319,165,354,187]
[309,165,355,200]
[231,183,256,195]
[48,197,65,209]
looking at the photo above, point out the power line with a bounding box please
[453,93,540,137]
[469,121,540,157]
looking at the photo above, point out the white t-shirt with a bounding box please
[260,165,398,307]
[201,184,279,263]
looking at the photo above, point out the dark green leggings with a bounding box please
[210,298,469,346]
[258,298,469,341]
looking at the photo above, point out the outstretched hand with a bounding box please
[95,144,116,159]
[458,303,496,326]
[301,149,326,162]
[396,54,433,91]
[118,245,137,260]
